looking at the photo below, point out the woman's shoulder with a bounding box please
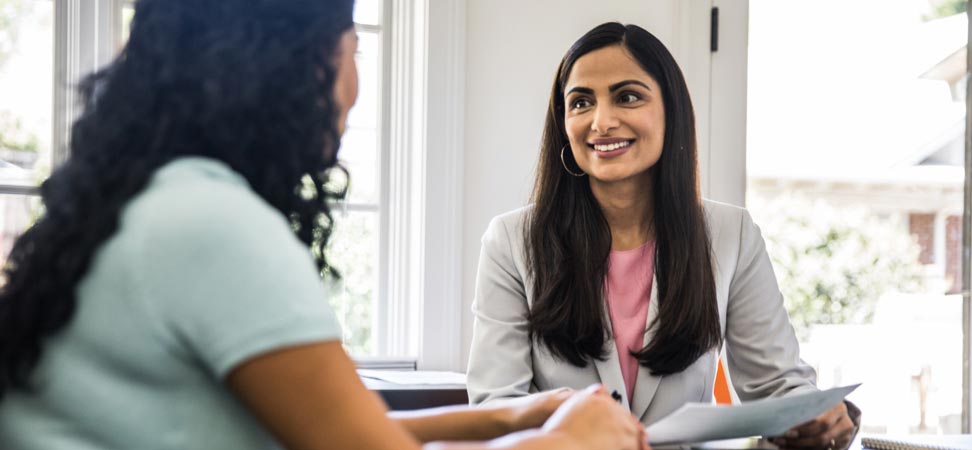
[701,198,763,249]
[138,157,265,213]
[122,157,296,250]
[702,198,753,228]
[486,204,533,235]
[701,198,747,217]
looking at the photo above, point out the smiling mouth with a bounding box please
[590,140,634,152]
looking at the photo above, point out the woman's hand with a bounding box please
[542,384,649,450]
[501,388,574,432]
[770,402,857,450]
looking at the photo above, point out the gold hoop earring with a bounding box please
[560,144,586,177]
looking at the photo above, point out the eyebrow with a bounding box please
[565,79,652,96]
[609,79,651,92]
[565,86,594,96]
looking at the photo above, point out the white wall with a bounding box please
[457,0,731,370]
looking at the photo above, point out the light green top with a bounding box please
[0,157,343,449]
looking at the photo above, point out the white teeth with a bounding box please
[593,141,631,152]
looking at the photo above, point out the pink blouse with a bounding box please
[604,241,655,402]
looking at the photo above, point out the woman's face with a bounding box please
[563,44,665,184]
[333,29,359,135]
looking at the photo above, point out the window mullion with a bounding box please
[0,186,39,196]
[53,0,79,168]
[53,0,123,167]
[355,23,381,34]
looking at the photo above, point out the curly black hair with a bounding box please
[0,0,355,398]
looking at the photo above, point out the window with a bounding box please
[747,0,967,434]
[0,0,469,371]
[0,1,395,361]
[0,0,53,264]
[324,0,385,357]
[1,0,129,265]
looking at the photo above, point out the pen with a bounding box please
[611,390,622,403]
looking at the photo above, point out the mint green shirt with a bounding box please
[0,157,343,449]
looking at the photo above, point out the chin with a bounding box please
[588,165,652,184]
[590,171,635,183]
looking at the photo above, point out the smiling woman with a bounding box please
[466,21,862,450]
[563,48,666,187]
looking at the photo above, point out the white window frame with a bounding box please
[379,0,465,371]
[1,0,468,372]
[52,0,125,169]
[0,0,123,196]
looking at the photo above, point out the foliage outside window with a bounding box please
[0,0,44,172]
[0,0,32,67]
[324,212,377,355]
[750,194,926,341]
[926,0,967,21]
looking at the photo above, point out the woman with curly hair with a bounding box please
[0,2,646,449]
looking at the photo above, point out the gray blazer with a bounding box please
[466,199,818,425]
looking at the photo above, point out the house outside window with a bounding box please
[747,0,967,434]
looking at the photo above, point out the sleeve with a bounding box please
[132,184,343,378]
[724,209,818,401]
[465,215,536,406]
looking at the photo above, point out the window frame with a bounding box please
[730,0,972,433]
[377,0,466,370]
[0,0,123,195]
[0,0,469,371]
[328,7,387,359]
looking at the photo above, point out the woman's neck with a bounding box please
[590,173,654,251]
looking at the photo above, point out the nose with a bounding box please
[591,104,620,134]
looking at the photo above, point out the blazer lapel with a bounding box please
[593,300,631,411]
[631,275,662,420]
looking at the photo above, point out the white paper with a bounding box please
[646,384,860,445]
[357,369,467,385]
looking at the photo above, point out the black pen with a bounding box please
[611,390,622,403]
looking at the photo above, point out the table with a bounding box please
[362,377,468,411]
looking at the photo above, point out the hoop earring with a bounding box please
[560,144,586,177]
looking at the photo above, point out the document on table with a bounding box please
[646,384,860,445]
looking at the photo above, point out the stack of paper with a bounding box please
[646,384,860,445]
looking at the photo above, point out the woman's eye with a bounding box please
[570,98,592,109]
[619,93,641,103]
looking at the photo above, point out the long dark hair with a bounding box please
[0,0,354,398]
[526,22,721,376]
